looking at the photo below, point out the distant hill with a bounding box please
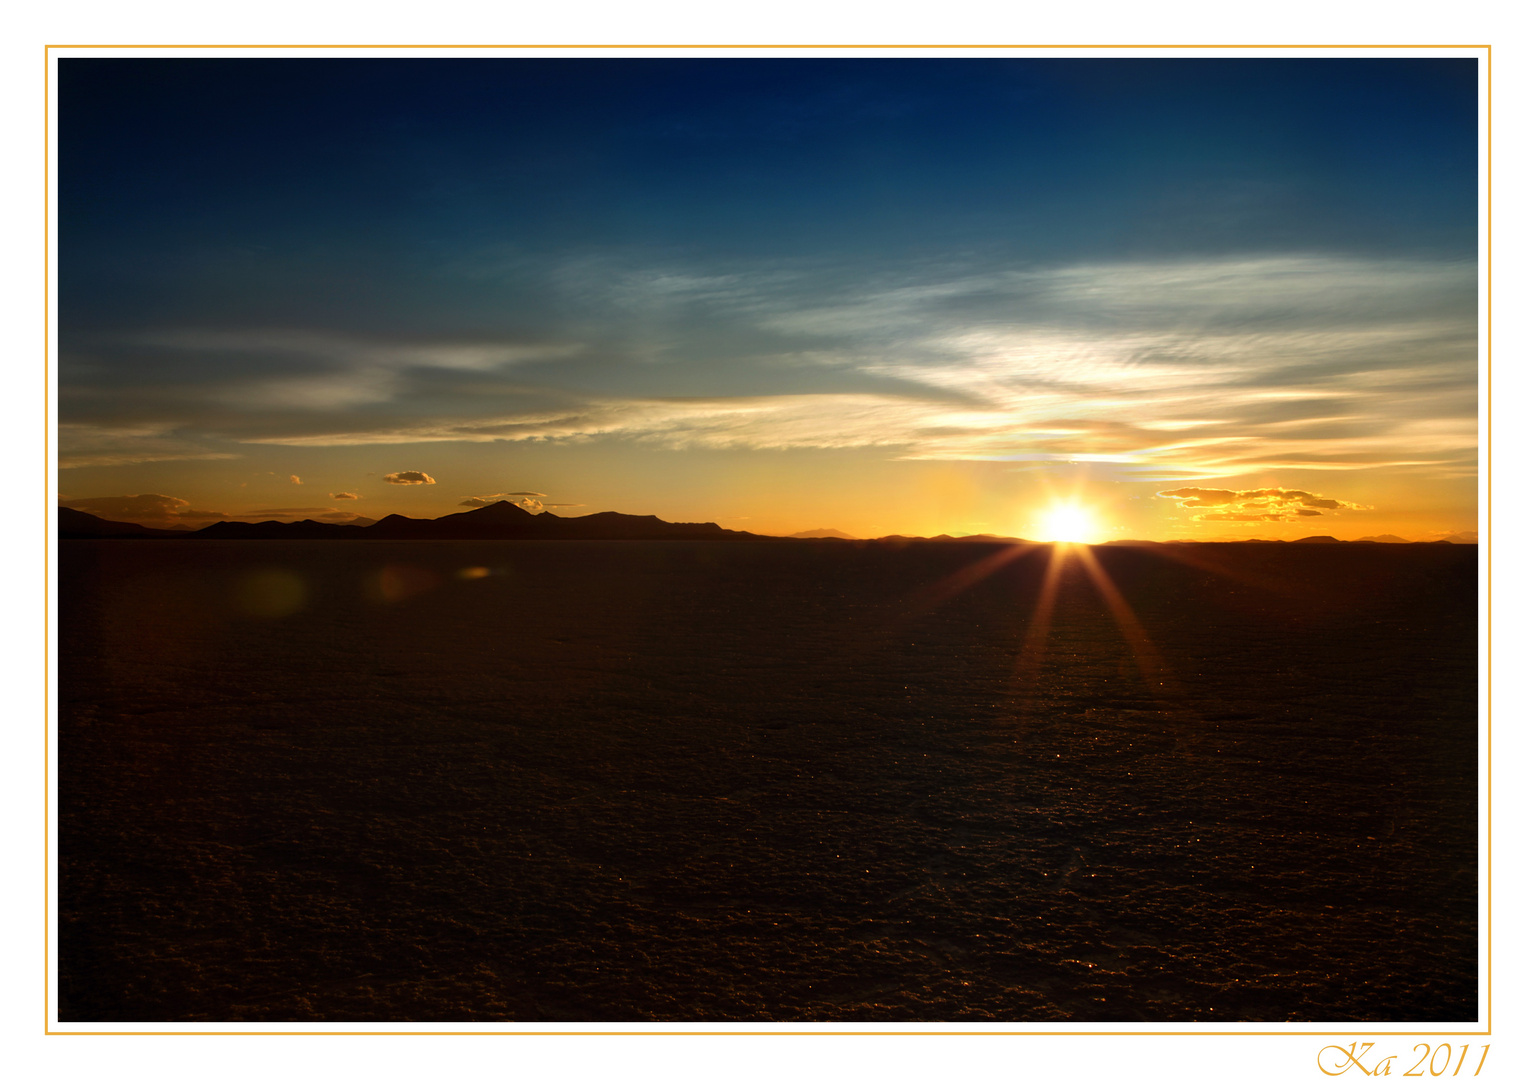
[195,518,370,540]
[1354,535,1407,543]
[787,528,856,539]
[869,533,1036,544]
[1291,535,1342,544]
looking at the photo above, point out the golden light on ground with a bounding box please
[1041,503,1098,544]
[1011,540,1176,703]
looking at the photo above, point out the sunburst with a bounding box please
[1041,503,1097,544]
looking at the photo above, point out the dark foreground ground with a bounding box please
[57,539,1479,1022]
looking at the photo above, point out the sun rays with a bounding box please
[1008,541,1178,700]
[909,530,1182,705]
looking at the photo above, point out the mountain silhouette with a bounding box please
[361,501,756,541]
[61,501,761,542]
[195,518,368,540]
[58,506,187,538]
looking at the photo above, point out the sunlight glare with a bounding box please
[1043,504,1096,544]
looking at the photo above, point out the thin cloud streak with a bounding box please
[57,423,240,469]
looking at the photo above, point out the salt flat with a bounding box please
[57,539,1478,1022]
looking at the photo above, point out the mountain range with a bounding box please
[59,501,758,542]
[57,503,1480,545]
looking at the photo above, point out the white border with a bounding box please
[27,32,1509,1080]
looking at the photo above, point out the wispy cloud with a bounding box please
[242,394,969,452]
[56,423,240,470]
[382,470,436,485]
[59,254,1475,482]
[129,330,586,411]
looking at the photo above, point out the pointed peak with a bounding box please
[463,500,533,516]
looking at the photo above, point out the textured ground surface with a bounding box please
[57,539,1480,1022]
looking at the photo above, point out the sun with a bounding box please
[1042,504,1097,544]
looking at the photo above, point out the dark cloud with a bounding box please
[1156,487,1368,523]
[383,470,436,485]
[330,491,359,499]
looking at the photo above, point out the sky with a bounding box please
[55,56,1481,541]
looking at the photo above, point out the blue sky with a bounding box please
[57,57,1479,539]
